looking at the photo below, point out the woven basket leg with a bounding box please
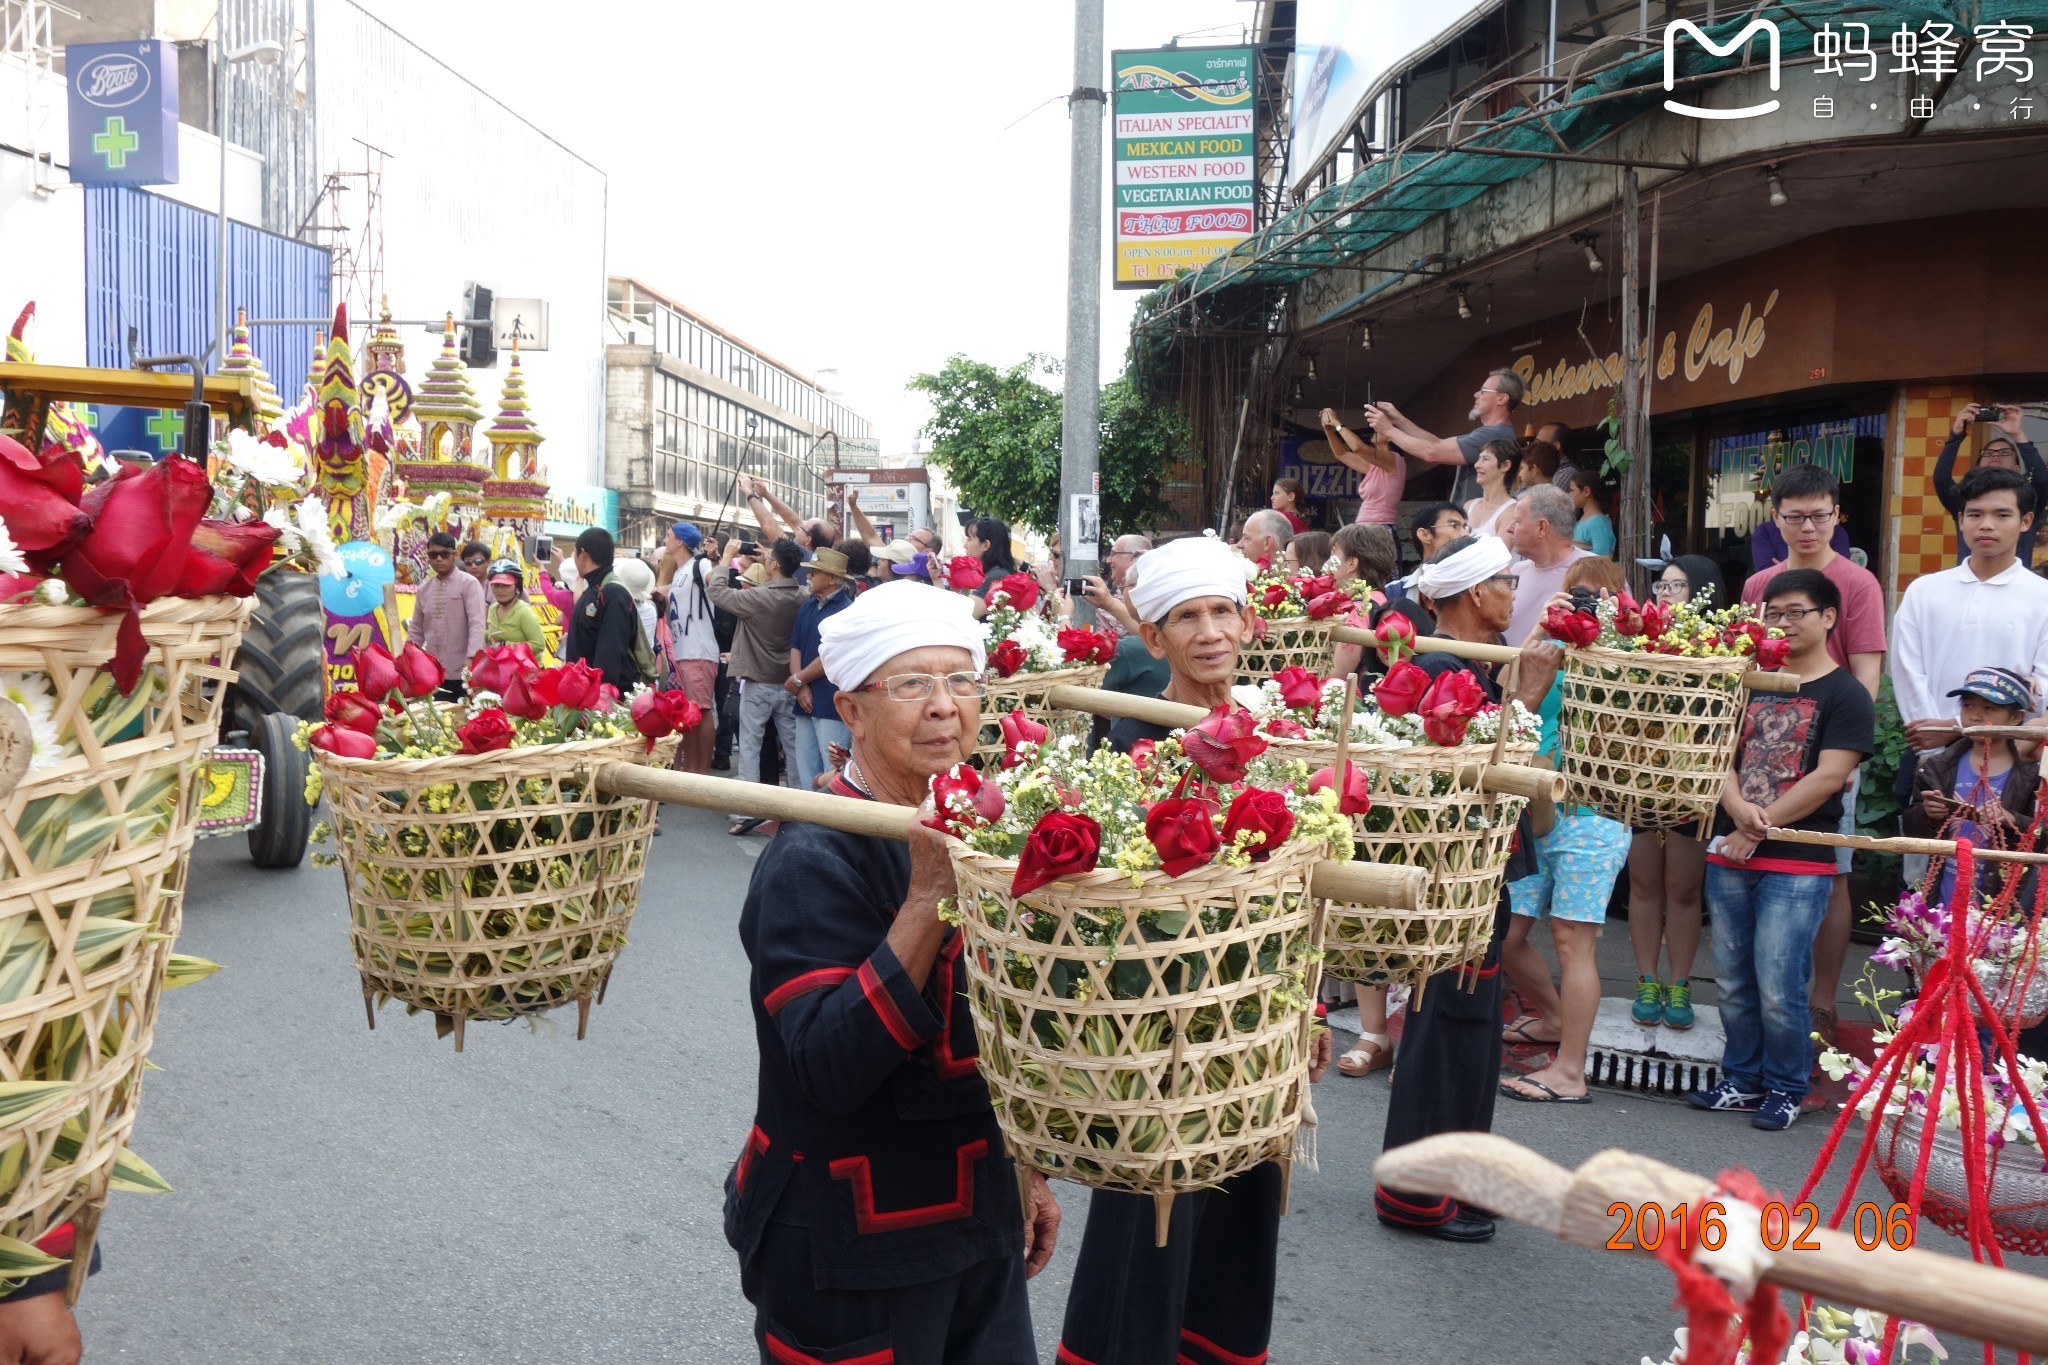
[597,962,615,1006]
[360,978,378,1032]
[1277,1154,1294,1219]
[1153,1191,1175,1249]
[63,1185,107,1308]
[576,992,593,1041]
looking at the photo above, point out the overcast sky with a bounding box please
[354,0,1254,454]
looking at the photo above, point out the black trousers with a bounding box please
[1057,1161,1283,1365]
[1374,894,1510,1227]
[741,1222,1035,1365]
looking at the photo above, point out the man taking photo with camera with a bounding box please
[1933,402,2047,566]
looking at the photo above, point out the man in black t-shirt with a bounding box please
[1690,568,1874,1132]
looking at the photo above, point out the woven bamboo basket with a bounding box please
[0,595,250,1289]
[315,732,673,1050]
[1876,1112,2048,1257]
[1556,645,1751,830]
[974,664,1107,769]
[1234,617,1335,688]
[951,836,1325,1238]
[1267,735,1533,991]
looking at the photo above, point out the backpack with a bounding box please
[602,574,659,685]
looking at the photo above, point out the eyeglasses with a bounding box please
[1762,606,1819,624]
[462,557,488,567]
[426,550,453,560]
[1778,510,1836,528]
[1487,573,1520,589]
[1650,580,1690,597]
[857,671,989,702]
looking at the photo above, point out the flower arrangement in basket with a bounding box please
[1542,588,1788,830]
[927,705,1352,1231]
[0,432,284,1290]
[1638,1306,1947,1365]
[1243,646,1539,990]
[304,641,701,1049]
[1235,557,1362,687]
[971,571,1113,770]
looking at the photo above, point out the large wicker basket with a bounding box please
[974,664,1107,769]
[1235,617,1335,688]
[0,595,250,1293]
[1876,1112,2048,1257]
[1557,645,1752,830]
[315,733,669,1050]
[951,837,1324,1240]
[1268,736,1532,992]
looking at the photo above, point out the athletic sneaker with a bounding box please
[1752,1091,1801,1130]
[1688,1080,1765,1112]
[1662,980,1695,1030]
[1631,975,1665,1026]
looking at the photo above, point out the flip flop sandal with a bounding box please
[1336,1030,1392,1077]
[1499,1077,1591,1104]
[729,817,767,836]
[1501,1017,1559,1048]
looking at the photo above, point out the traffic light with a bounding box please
[459,283,496,367]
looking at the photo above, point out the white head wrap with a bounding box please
[1126,534,1250,624]
[1409,536,1513,602]
[817,581,986,691]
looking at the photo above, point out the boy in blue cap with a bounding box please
[1902,665,2042,908]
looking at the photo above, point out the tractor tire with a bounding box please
[246,711,310,869]
[228,570,326,732]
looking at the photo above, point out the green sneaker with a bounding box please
[1631,975,1665,1026]
[1663,979,1695,1030]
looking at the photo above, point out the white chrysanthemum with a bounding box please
[0,516,27,576]
[23,708,68,774]
[0,671,56,726]
[262,504,304,554]
[224,428,302,486]
[286,497,343,579]
[36,577,70,605]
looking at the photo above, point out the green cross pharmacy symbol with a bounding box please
[145,409,183,452]
[92,117,139,170]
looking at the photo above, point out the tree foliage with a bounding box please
[909,353,1181,537]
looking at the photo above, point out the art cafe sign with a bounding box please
[1510,289,1780,406]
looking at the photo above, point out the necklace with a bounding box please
[843,757,874,799]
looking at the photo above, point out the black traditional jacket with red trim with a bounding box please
[726,782,1023,1292]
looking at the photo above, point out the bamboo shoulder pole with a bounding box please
[1041,685,1561,802]
[1374,1133,2048,1354]
[1762,826,2048,866]
[591,764,1427,910]
[1326,625,1799,694]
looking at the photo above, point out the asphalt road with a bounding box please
[70,805,2015,1364]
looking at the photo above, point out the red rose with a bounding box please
[1371,659,1431,717]
[176,518,280,598]
[1248,615,1269,641]
[308,722,377,759]
[1262,716,1308,739]
[550,660,605,711]
[1300,573,1336,601]
[0,432,88,558]
[352,643,403,704]
[1374,612,1417,663]
[992,572,1039,611]
[1755,635,1791,671]
[926,762,1005,836]
[1638,601,1674,640]
[0,572,41,602]
[1222,787,1295,861]
[455,707,515,754]
[500,670,551,720]
[945,556,985,591]
[1418,669,1488,746]
[998,708,1049,768]
[1260,583,1291,610]
[630,689,702,750]
[989,638,1027,678]
[1309,762,1373,816]
[392,641,445,699]
[468,643,539,696]
[1128,738,1157,771]
[1181,705,1267,784]
[1305,590,1349,620]
[596,682,622,713]
[323,690,384,736]
[1541,602,1600,648]
[1058,627,1105,663]
[1145,790,1221,877]
[60,458,212,691]
[1010,810,1102,896]
[1272,665,1325,711]
[1611,591,1645,638]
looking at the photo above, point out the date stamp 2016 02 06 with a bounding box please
[1607,1201,1917,1253]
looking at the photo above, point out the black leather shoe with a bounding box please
[1380,1205,1496,1242]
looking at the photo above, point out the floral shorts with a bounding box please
[1508,812,1632,923]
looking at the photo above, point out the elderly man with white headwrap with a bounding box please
[1054,533,1334,1365]
[727,581,1058,1365]
[1371,535,1560,1245]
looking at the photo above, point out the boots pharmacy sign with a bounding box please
[1112,46,1256,288]
[65,42,180,186]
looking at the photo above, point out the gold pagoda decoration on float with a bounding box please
[482,339,549,549]
[219,307,285,426]
[397,312,489,524]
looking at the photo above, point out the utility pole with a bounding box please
[1060,0,1105,623]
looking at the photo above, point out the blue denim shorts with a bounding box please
[1509,812,1632,923]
